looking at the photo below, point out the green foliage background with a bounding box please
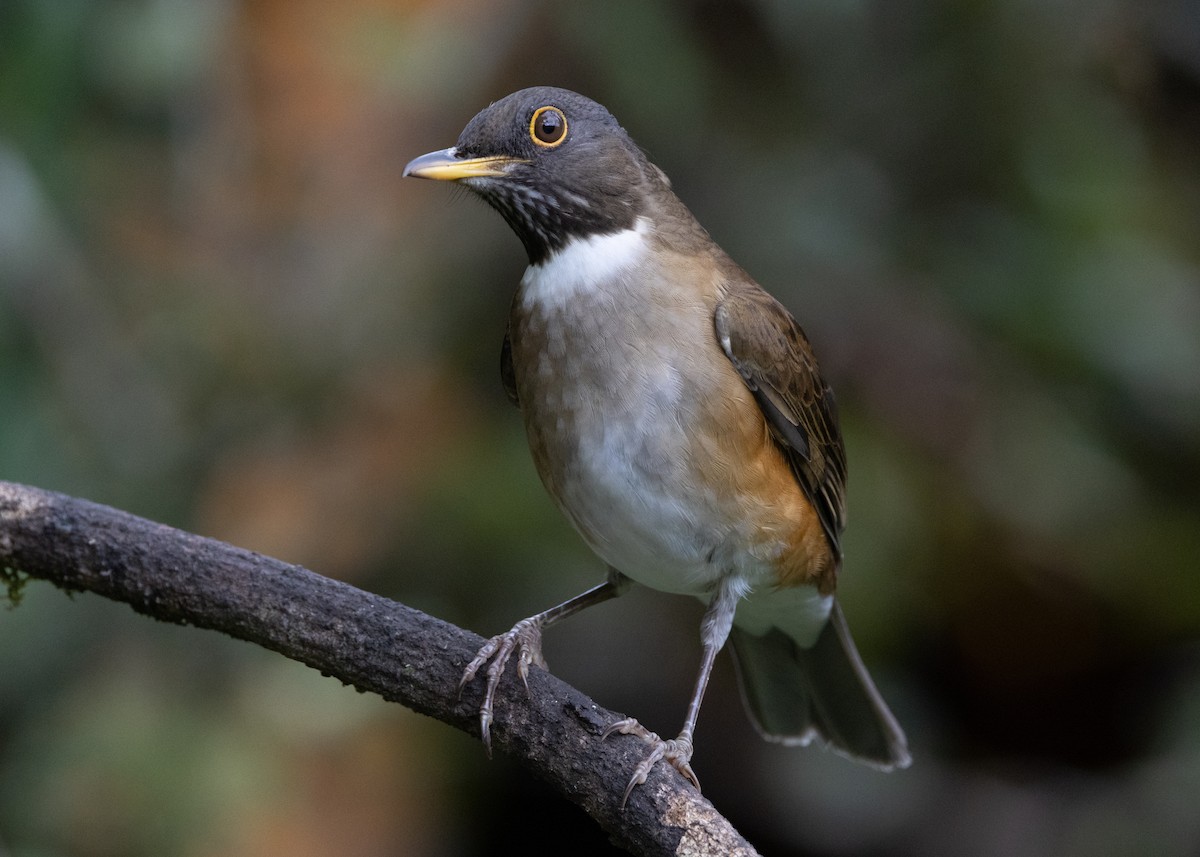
[2,1,1199,854]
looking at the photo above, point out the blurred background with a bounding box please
[2,0,1199,854]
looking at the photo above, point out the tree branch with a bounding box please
[0,481,759,856]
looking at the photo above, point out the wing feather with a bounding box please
[714,283,847,561]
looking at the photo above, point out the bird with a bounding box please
[404,86,910,805]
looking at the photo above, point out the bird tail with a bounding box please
[729,600,910,769]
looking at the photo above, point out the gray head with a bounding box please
[405,87,658,263]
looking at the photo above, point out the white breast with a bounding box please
[514,219,750,596]
[520,217,652,310]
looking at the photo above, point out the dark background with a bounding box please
[2,1,1199,855]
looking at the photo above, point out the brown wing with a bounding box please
[714,282,847,562]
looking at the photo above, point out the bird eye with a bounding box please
[529,106,567,147]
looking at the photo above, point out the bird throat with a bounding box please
[469,177,644,265]
[519,217,652,311]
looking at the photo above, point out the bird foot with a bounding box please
[602,717,700,807]
[459,616,548,756]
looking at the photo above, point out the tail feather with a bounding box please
[729,600,910,769]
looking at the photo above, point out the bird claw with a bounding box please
[459,617,547,756]
[603,717,700,807]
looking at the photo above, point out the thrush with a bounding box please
[404,86,910,804]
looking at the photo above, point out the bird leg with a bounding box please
[603,576,742,807]
[460,569,628,756]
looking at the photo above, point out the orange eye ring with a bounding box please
[529,106,568,147]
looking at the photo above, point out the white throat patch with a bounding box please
[520,217,651,311]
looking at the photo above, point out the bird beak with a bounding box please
[403,147,525,181]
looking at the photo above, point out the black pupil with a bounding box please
[537,110,563,142]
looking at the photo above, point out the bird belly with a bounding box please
[530,391,737,595]
[512,274,816,598]
[549,395,729,595]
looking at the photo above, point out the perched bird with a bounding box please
[404,86,909,804]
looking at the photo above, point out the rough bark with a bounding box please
[0,480,759,857]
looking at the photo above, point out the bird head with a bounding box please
[404,87,658,263]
